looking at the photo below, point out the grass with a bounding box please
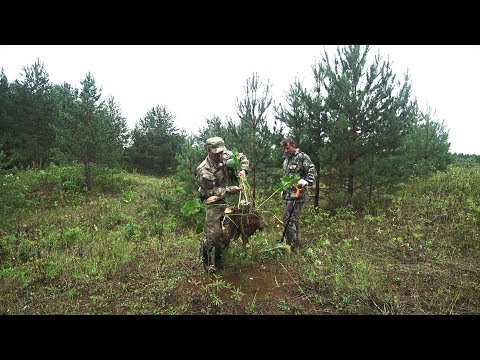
[0,163,479,314]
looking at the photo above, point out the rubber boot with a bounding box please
[214,245,223,270]
[291,236,301,251]
[202,244,214,272]
[286,233,293,248]
[287,233,300,251]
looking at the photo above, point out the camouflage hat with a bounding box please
[206,136,226,154]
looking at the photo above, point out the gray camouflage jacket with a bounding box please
[282,149,317,200]
[196,150,250,204]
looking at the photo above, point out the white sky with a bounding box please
[1,45,479,154]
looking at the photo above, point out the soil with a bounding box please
[166,262,333,315]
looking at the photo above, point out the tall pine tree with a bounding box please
[130,105,185,175]
[320,45,417,206]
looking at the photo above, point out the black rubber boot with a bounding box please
[287,234,300,251]
[202,245,212,272]
[214,246,223,270]
[215,246,223,269]
[291,241,301,252]
[286,234,293,247]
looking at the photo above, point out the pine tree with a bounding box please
[197,115,230,143]
[7,59,54,167]
[402,107,452,177]
[103,96,130,166]
[234,72,275,207]
[321,45,417,206]
[0,68,19,168]
[130,105,185,175]
[175,135,204,196]
[50,73,127,190]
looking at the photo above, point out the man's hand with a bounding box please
[297,179,308,188]
[228,186,243,194]
[238,170,247,178]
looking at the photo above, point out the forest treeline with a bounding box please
[1,45,479,211]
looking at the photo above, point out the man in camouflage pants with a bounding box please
[281,138,317,250]
[196,136,250,273]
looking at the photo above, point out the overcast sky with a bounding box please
[1,45,479,154]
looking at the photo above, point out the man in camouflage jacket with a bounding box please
[281,138,317,250]
[195,136,250,273]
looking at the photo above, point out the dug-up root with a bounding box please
[222,204,264,252]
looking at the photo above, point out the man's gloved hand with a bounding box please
[227,186,243,194]
[238,170,247,178]
[297,179,308,188]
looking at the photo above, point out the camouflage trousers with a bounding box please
[283,199,304,247]
[202,202,229,251]
[200,202,229,271]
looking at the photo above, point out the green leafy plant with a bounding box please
[203,276,233,306]
[122,190,136,203]
[226,148,251,206]
[181,198,205,234]
[230,286,246,303]
[245,290,259,314]
[257,173,300,209]
[45,261,63,280]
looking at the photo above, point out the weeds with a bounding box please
[1,164,479,314]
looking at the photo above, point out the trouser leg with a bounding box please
[283,200,303,248]
[203,204,227,272]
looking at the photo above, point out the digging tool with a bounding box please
[279,184,303,245]
[261,184,303,254]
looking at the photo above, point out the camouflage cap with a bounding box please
[205,136,226,154]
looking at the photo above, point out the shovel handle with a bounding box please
[278,184,303,244]
[295,184,303,198]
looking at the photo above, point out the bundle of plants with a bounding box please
[221,202,265,251]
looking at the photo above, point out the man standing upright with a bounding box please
[280,138,317,250]
[196,136,250,273]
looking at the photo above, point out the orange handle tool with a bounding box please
[295,184,303,198]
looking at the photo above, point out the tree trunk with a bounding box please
[348,156,355,206]
[314,164,320,208]
[83,161,92,191]
[251,166,256,209]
